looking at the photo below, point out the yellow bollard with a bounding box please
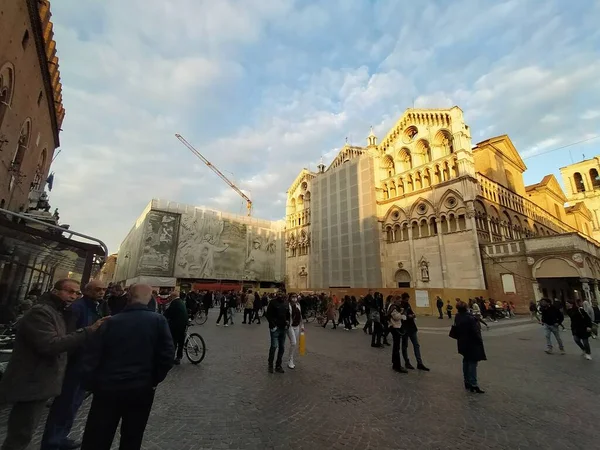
[299,330,306,356]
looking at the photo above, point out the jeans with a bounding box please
[401,330,423,365]
[573,335,591,354]
[437,306,443,319]
[41,366,87,449]
[462,359,478,387]
[243,308,253,323]
[216,307,227,324]
[391,328,403,369]
[227,308,234,324]
[544,324,564,350]
[371,322,382,346]
[287,326,300,367]
[81,388,155,450]
[268,327,286,368]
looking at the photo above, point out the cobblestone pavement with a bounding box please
[1,311,599,449]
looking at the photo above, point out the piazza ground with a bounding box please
[1,312,598,449]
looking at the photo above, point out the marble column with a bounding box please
[436,217,448,288]
[408,224,418,289]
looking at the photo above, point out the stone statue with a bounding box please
[419,257,430,282]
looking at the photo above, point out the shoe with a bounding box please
[560,349,566,355]
[464,382,472,390]
[275,366,285,374]
[288,362,296,369]
[545,349,553,354]
[393,366,408,373]
[225,324,229,327]
[363,329,367,334]
[405,362,415,370]
[268,366,274,373]
[60,438,82,449]
[383,341,391,346]
[173,358,181,365]
[584,353,592,360]
[469,386,485,394]
[371,344,381,348]
[417,364,430,371]
[216,323,220,326]
[242,322,246,324]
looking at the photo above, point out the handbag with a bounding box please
[449,323,458,339]
[299,331,306,356]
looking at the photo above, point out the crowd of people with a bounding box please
[1,279,599,449]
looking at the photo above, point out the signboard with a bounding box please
[415,290,429,308]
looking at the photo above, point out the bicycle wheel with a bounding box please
[185,333,206,364]
[194,311,208,325]
[305,310,316,323]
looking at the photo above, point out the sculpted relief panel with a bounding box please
[174,210,279,281]
[138,211,180,276]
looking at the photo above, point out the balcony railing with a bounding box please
[476,173,580,235]
[379,153,459,201]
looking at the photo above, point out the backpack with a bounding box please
[371,310,381,323]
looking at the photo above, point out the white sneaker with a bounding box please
[216,323,220,326]
[225,324,229,327]
[288,362,295,369]
[584,354,592,360]
[582,352,587,357]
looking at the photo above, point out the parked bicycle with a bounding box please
[188,309,208,326]
[184,326,206,364]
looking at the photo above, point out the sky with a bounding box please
[48,0,600,253]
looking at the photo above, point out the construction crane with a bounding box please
[175,133,253,216]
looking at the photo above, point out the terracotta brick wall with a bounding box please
[0,1,57,210]
[481,254,535,313]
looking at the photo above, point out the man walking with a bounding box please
[163,291,188,365]
[252,291,262,324]
[362,290,374,335]
[80,284,174,450]
[266,294,290,373]
[540,298,565,354]
[436,296,444,319]
[0,279,106,450]
[215,291,228,325]
[41,280,108,450]
[399,293,430,371]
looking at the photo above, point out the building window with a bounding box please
[0,63,15,130]
[505,170,515,191]
[37,91,43,106]
[501,273,516,294]
[554,204,561,219]
[22,30,30,50]
[574,172,586,193]
[590,168,600,189]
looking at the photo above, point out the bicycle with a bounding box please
[184,327,206,364]
[304,309,317,323]
[188,309,208,326]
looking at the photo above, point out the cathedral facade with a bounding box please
[285,106,600,311]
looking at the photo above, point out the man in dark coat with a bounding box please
[0,279,106,450]
[265,295,290,373]
[41,280,108,450]
[80,284,174,450]
[362,290,374,334]
[163,291,188,364]
[107,284,128,315]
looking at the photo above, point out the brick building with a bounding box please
[0,0,65,212]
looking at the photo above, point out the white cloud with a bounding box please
[581,110,600,120]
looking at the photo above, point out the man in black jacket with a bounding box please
[265,295,290,373]
[362,290,374,335]
[80,284,174,450]
[540,297,565,354]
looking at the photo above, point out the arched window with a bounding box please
[574,172,586,193]
[32,148,47,190]
[590,168,600,189]
[0,63,15,130]
[9,119,32,191]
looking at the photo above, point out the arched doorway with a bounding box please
[533,257,582,302]
[394,269,411,288]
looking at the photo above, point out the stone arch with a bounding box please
[502,210,513,239]
[289,197,296,213]
[0,62,15,129]
[533,256,581,279]
[574,172,586,192]
[381,154,395,178]
[409,197,436,220]
[433,129,454,155]
[584,257,597,279]
[415,139,432,164]
[397,147,412,172]
[438,189,465,213]
[304,191,311,201]
[394,269,411,287]
[590,168,600,189]
[383,205,408,224]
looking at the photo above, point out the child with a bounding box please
[446,300,454,319]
